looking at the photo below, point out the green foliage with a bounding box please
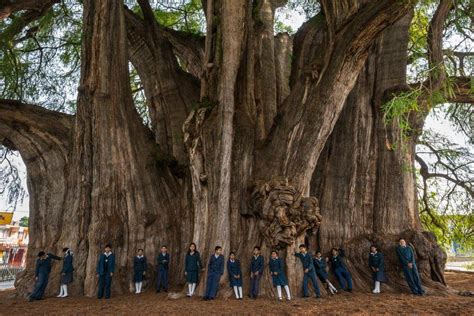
[382,88,422,144]
[19,216,28,227]
[464,263,474,270]
[140,0,205,35]
[274,20,294,34]
[0,0,82,113]
[421,211,474,254]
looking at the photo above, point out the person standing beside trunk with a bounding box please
[227,252,243,300]
[203,246,225,300]
[57,247,73,298]
[396,238,424,296]
[295,244,321,299]
[330,247,353,292]
[133,249,147,294]
[96,244,115,299]
[249,246,264,299]
[369,245,387,294]
[156,245,170,293]
[29,251,61,302]
[313,250,337,295]
[269,250,291,301]
[185,243,203,297]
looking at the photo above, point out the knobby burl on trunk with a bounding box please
[0,0,448,298]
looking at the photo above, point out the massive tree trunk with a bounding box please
[0,0,448,299]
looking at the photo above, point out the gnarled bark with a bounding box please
[1,0,450,300]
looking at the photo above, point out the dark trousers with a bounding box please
[335,267,353,290]
[303,270,321,297]
[98,274,112,299]
[30,273,49,300]
[250,273,261,298]
[156,268,168,292]
[204,272,221,299]
[402,264,424,295]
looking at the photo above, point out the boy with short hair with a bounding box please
[203,246,225,300]
[396,238,424,295]
[156,245,170,293]
[249,246,264,299]
[97,244,115,299]
[295,244,321,298]
[29,251,61,302]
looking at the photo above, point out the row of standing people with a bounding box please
[28,238,424,302]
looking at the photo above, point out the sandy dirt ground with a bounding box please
[0,272,472,315]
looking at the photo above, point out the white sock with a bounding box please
[284,285,291,300]
[276,286,282,299]
[375,281,380,293]
[63,285,68,297]
[191,283,196,295]
[57,285,64,297]
[135,282,139,293]
[328,281,337,293]
[188,283,192,295]
[233,286,239,299]
[238,286,243,299]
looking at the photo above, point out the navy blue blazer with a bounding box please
[250,255,264,274]
[157,253,170,270]
[134,256,147,274]
[396,245,416,267]
[35,253,61,277]
[96,252,115,276]
[208,254,224,275]
[295,252,314,272]
[62,253,74,273]
[185,251,202,272]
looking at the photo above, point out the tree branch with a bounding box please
[124,6,204,79]
[258,0,415,186]
[0,0,59,42]
[0,99,72,160]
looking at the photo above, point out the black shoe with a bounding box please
[202,296,209,301]
[28,297,34,302]
[303,295,310,298]
[164,289,168,293]
[156,290,160,293]
[316,295,321,299]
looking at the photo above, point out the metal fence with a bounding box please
[0,264,24,282]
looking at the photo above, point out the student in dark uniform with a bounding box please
[185,242,203,297]
[133,249,147,294]
[295,244,321,298]
[396,238,424,295]
[369,245,387,294]
[269,250,291,301]
[156,245,170,293]
[96,244,115,299]
[57,247,73,298]
[249,246,264,299]
[29,251,61,302]
[227,252,243,300]
[313,250,337,295]
[330,247,353,292]
[203,246,224,300]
